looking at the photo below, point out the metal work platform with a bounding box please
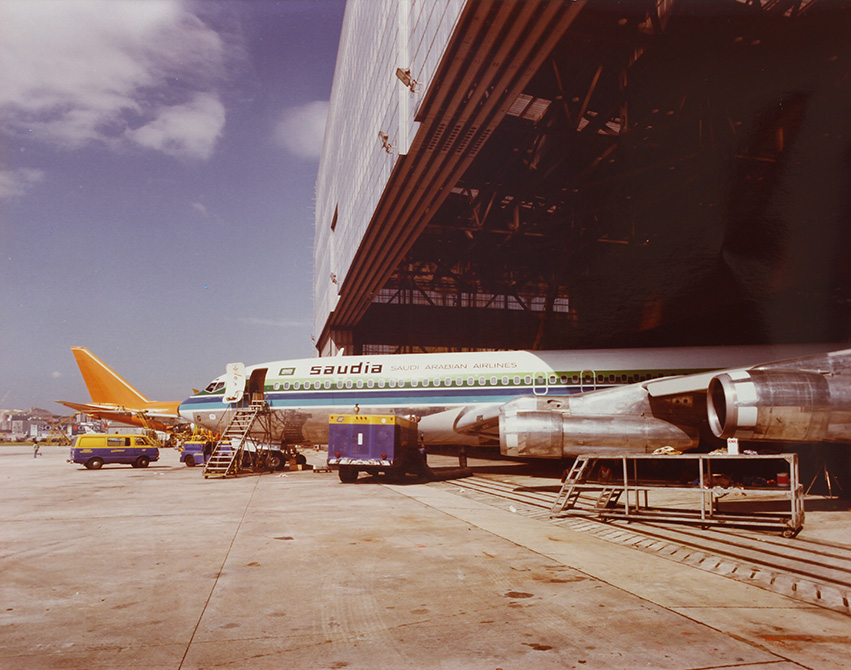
[551,453,804,537]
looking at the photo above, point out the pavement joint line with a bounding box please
[177,474,262,669]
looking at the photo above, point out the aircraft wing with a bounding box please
[56,400,135,418]
[55,400,185,430]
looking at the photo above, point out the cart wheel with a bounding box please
[185,455,196,467]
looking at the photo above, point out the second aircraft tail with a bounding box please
[70,347,150,407]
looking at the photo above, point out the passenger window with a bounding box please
[513,376,520,385]
[324,381,331,389]
[294,381,301,390]
[502,376,509,385]
[378,379,385,388]
[367,380,374,388]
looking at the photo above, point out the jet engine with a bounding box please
[499,408,697,458]
[707,369,851,442]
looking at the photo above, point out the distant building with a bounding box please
[1,408,72,440]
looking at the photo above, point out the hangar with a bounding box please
[313,0,851,357]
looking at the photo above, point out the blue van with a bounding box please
[69,434,159,469]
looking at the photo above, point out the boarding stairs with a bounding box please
[203,400,265,478]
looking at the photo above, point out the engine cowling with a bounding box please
[707,369,851,442]
[499,408,697,458]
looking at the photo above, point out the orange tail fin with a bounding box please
[70,347,150,407]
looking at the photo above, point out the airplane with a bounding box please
[57,347,186,433]
[178,343,851,461]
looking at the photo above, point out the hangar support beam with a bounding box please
[318,0,586,355]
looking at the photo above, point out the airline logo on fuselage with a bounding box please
[309,362,383,376]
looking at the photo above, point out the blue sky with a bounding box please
[0,0,346,410]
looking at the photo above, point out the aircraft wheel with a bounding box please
[135,456,150,468]
[185,455,196,467]
[338,466,358,483]
[86,457,104,470]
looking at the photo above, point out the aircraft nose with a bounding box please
[178,399,196,424]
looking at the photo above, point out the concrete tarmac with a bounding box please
[2,445,850,669]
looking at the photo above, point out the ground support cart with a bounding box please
[551,452,804,537]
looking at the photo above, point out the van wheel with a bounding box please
[86,457,104,470]
[135,456,150,468]
[185,455,196,467]
[339,466,358,483]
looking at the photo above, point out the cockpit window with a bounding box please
[204,381,225,393]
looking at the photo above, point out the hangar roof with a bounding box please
[319,0,851,354]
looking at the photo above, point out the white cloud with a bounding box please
[273,101,329,159]
[191,201,209,216]
[0,168,45,200]
[127,93,225,160]
[0,0,229,159]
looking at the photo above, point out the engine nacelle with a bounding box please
[707,369,851,442]
[499,409,697,458]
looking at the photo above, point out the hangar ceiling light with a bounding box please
[507,93,551,122]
